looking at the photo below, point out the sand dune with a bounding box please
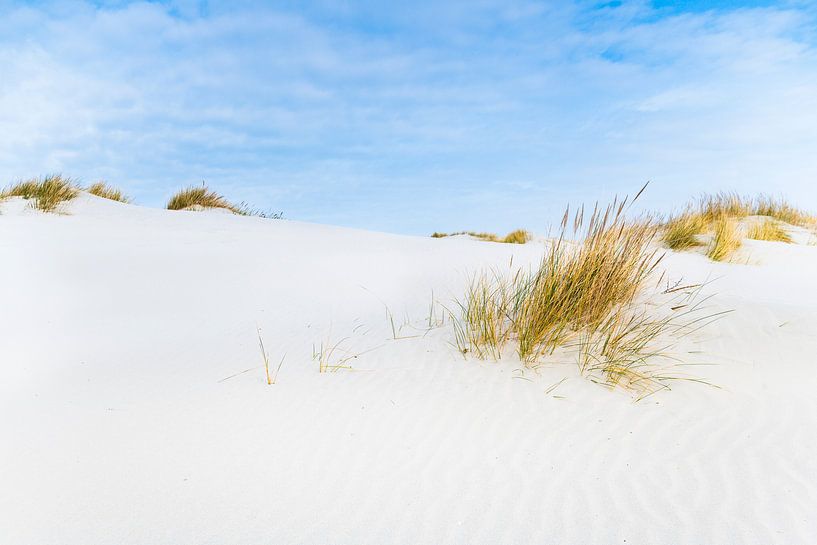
[2,194,816,544]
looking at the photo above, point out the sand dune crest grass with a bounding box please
[87,181,130,203]
[662,212,706,250]
[1,175,79,212]
[432,229,531,244]
[502,229,531,244]
[448,186,715,398]
[707,215,741,261]
[167,185,240,213]
[747,219,792,243]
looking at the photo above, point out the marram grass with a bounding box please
[431,229,530,244]
[1,175,79,213]
[87,181,130,203]
[662,212,706,250]
[167,185,238,212]
[707,215,742,262]
[747,219,792,243]
[448,186,719,399]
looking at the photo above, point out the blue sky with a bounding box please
[1,0,816,234]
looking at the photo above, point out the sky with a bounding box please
[1,0,816,234]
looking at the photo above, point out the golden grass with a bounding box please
[431,229,530,243]
[662,212,706,250]
[1,175,79,212]
[747,219,792,243]
[448,186,717,398]
[698,191,752,222]
[754,194,815,227]
[707,215,742,261]
[514,202,661,362]
[502,229,531,244]
[87,181,130,203]
[167,185,239,212]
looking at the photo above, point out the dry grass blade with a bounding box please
[87,181,131,203]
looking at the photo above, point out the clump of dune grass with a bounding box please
[707,215,742,261]
[86,181,130,203]
[431,229,530,243]
[448,185,726,399]
[698,191,753,222]
[662,212,706,250]
[451,269,523,360]
[450,187,724,398]
[167,185,239,212]
[747,219,792,243]
[754,194,815,227]
[514,201,662,362]
[502,229,531,244]
[1,175,79,213]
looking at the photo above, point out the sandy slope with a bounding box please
[2,194,816,545]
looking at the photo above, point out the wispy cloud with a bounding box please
[1,0,816,233]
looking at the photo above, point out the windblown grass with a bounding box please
[431,229,530,243]
[1,175,79,212]
[167,185,239,212]
[87,181,130,203]
[698,192,753,222]
[747,219,792,243]
[662,212,706,250]
[707,215,742,261]
[502,229,531,244]
[663,192,813,260]
[754,194,815,227]
[448,186,717,398]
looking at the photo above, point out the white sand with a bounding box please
[2,194,816,544]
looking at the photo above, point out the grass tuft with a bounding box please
[662,212,706,250]
[87,181,131,203]
[431,229,530,243]
[707,215,741,261]
[502,229,531,244]
[167,185,239,212]
[1,175,79,212]
[747,219,792,243]
[447,185,720,398]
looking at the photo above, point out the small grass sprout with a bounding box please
[256,326,284,385]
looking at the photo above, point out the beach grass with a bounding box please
[662,212,706,250]
[707,215,742,261]
[167,185,240,212]
[747,219,792,243]
[87,181,130,203]
[1,175,79,213]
